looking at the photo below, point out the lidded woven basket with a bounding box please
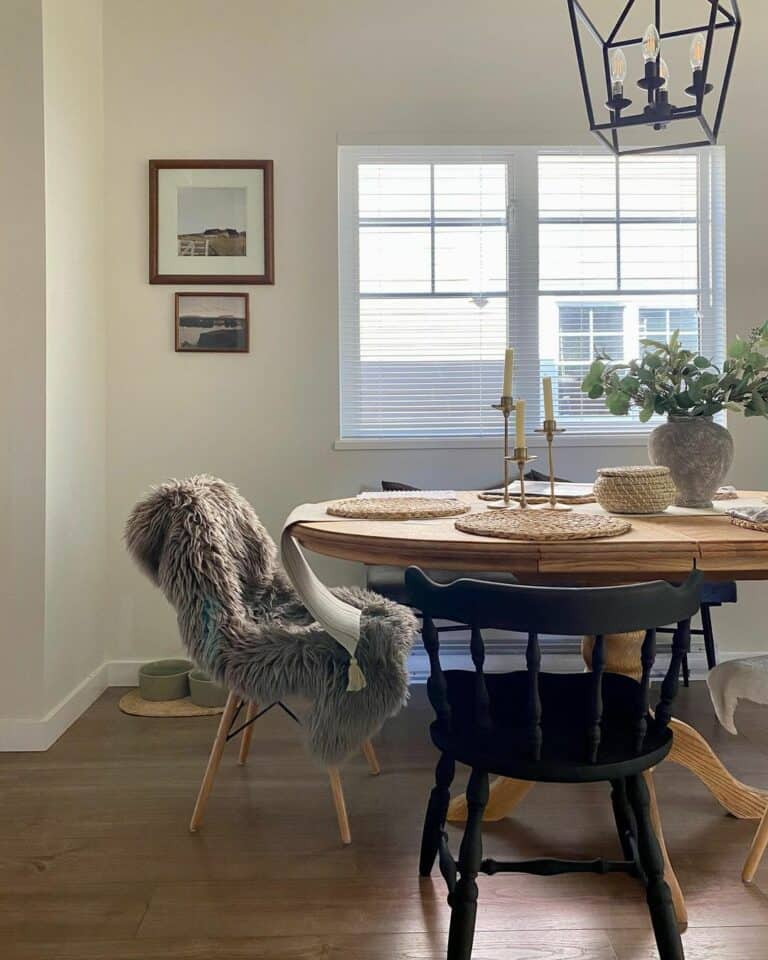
[594,465,676,515]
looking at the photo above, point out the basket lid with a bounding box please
[596,465,672,479]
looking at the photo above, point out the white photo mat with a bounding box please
[157,167,266,277]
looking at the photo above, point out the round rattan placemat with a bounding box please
[118,689,225,718]
[455,509,632,541]
[730,516,768,534]
[326,497,471,520]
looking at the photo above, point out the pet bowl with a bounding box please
[189,669,229,708]
[138,659,193,702]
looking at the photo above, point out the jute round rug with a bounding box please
[119,689,225,718]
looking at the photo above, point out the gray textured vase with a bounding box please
[648,415,734,508]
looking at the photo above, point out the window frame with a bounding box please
[336,145,725,450]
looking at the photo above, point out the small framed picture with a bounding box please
[150,160,274,284]
[175,292,249,353]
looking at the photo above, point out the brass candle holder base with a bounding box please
[488,396,517,509]
[505,447,538,509]
[533,419,570,511]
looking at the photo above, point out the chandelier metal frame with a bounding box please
[566,0,741,155]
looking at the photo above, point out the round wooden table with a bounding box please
[291,491,768,924]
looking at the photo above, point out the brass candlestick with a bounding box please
[507,446,538,509]
[489,396,516,509]
[534,418,569,511]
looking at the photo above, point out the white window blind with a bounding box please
[338,146,725,441]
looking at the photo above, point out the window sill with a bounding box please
[334,433,651,451]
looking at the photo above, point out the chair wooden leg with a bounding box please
[701,604,717,670]
[238,701,258,765]
[743,804,768,883]
[362,739,381,775]
[627,774,685,960]
[419,752,456,877]
[328,767,352,845]
[189,692,239,833]
[643,770,688,929]
[610,778,637,863]
[447,768,489,960]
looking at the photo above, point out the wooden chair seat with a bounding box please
[432,671,672,784]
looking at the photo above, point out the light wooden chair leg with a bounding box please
[189,692,239,833]
[743,805,768,882]
[643,769,688,930]
[362,739,380,775]
[328,767,352,845]
[238,701,258,765]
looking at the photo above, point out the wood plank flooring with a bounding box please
[1,683,767,959]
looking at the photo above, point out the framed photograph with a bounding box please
[175,292,249,353]
[150,160,274,284]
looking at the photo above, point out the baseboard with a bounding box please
[0,650,756,752]
[0,659,151,752]
[0,662,110,752]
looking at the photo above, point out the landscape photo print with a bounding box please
[150,160,274,283]
[177,186,247,257]
[175,292,249,353]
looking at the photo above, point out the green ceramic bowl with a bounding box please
[189,669,229,708]
[138,659,193,702]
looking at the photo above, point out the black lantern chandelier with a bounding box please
[567,1,741,155]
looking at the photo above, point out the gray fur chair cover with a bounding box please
[125,475,416,765]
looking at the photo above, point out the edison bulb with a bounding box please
[642,23,660,62]
[659,58,670,89]
[610,49,627,84]
[690,33,705,70]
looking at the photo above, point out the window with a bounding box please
[338,146,725,443]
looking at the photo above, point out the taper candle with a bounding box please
[502,348,514,397]
[515,398,526,448]
[543,376,554,421]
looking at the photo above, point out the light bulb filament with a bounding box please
[642,23,660,62]
[690,33,705,70]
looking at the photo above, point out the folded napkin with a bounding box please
[727,505,768,524]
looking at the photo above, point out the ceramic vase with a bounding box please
[648,415,734,508]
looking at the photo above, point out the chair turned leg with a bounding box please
[419,752,456,877]
[610,778,637,863]
[681,655,690,688]
[189,692,239,833]
[327,767,352,845]
[701,604,718,671]
[447,768,489,960]
[362,739,381,775]
[626,774,685,960]
[237,701,258,765]
[743,803,768,883]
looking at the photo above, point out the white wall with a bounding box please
[42,0,107,709]
[102,0,768,660]
[0,0,48,719]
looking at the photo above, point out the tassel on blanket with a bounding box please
[347,656,367,692]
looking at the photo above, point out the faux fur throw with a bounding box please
[125,475,416,764]
[707,656,768,735]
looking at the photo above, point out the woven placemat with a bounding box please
[730,517,768,534]
[477,491,595,504]
[326,497,471,520]
[455,510,632,541]
[119,689,225,718]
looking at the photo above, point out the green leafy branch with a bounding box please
[580,324,768,422]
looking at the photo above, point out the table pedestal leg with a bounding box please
[668,717,768,819]
[447,778,532,823]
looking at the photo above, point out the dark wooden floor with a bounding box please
[1,682,767,959]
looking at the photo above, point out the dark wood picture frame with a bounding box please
[150,160,274,284]
[174,292,250,353]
